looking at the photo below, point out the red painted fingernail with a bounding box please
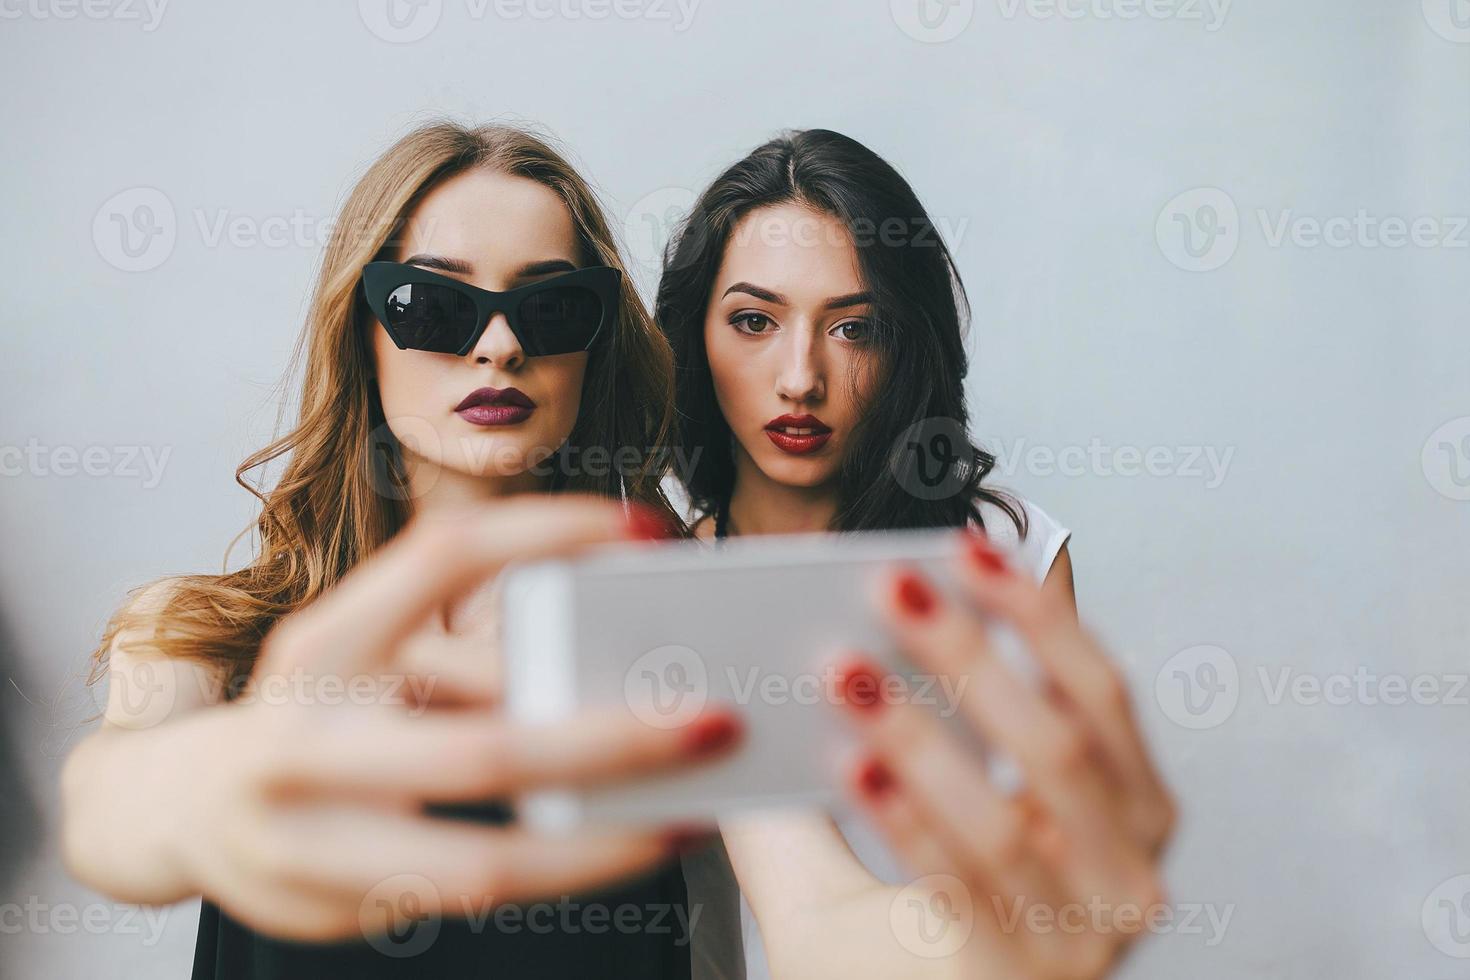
[856,757,896,799]
[966,534,1009,575]
[895,571,936,617]
[837,659,887,713]
[681,712,743,757]
[625,504,680,541]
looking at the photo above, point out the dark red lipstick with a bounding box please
[455,386,536,426]
[763,413,833,455]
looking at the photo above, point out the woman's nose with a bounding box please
[469,313,524,370]
[774,331,825,403]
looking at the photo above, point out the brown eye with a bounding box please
[831,320,870,343]
[733,312,773,335]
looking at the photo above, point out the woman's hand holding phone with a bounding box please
[93,497,742,943]
[836,532,1175,978]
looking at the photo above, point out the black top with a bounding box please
[191,802,694,979]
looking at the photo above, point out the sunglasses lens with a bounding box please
[514,285,604,356]
[384,282,480,353]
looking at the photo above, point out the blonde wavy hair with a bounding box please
[86,120,682,696]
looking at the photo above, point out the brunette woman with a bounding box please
[657,129,1176,977]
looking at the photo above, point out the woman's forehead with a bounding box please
[399,169,579,270]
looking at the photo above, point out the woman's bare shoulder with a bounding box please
[689,512,716,541]
[100,577,227,728]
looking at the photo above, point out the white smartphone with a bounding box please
[499,527,1031,831]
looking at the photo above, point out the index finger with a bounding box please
[258,495,655,677]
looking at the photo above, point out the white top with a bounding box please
[729,499,1076,980]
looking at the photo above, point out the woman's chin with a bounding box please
[442,446,545,482]
[756,452,840,489]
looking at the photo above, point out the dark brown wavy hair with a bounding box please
[655,128,1024,536]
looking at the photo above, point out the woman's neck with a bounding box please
[401,453,550,631]
[403,453,549,516]
[724,449,839,537]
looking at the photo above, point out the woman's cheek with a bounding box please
[543,359,588,447]
[713,351,759,432]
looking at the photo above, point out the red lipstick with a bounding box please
[763,413,833,455]
[455,386,536,426]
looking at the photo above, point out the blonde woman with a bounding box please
[61,122,746,979]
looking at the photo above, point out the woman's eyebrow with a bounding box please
[514,258,579,277]
[720,282,872,311]
[400,255,578,280]
[823,291,872,310]
[722,281,788,305]
[401,253,473,274]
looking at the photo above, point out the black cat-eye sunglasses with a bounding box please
[360,262,621,357]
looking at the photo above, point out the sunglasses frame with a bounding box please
[360,261,622,357]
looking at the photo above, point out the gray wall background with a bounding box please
[2,1,1467,975]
